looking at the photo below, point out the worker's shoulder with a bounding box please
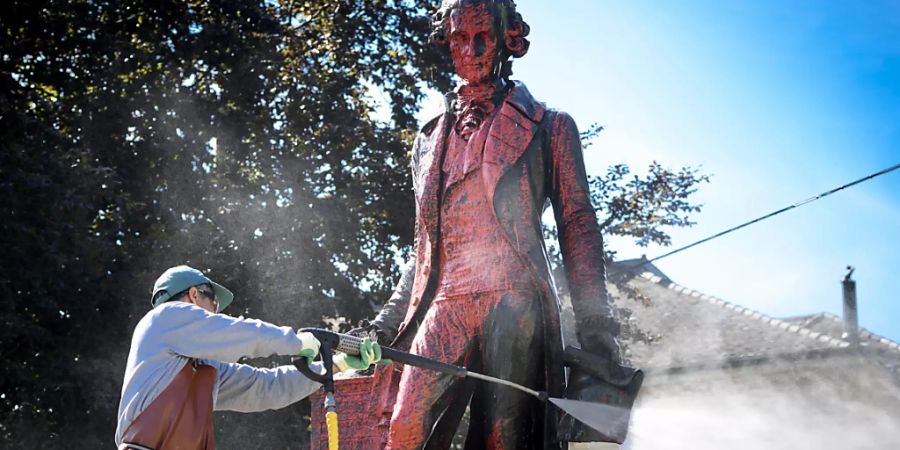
[138,301,204,328]
[147,300,200,316]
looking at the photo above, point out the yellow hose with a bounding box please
[325,410,339,450]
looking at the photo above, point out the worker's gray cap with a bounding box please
[151,265,234,313]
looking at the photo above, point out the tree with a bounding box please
[1,0,449,447]
[590,162,710,250]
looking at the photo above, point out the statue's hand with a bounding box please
[349,320,387,344]
[577,314,622,363]
[579,330,623,365]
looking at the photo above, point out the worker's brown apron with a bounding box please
[120,361,217,450]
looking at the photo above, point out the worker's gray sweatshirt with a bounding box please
[115,301,323,446]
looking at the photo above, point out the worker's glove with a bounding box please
[333,337,390,372]
[296,331,321,360]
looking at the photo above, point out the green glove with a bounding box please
[296,331,321,360]
[333,338,392,372]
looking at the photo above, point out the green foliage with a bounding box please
[592,162,710,248]
[1,0,449,447]
[578,123,605,149]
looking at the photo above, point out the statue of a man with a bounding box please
[366,1,621,447]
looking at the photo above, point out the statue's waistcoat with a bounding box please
[433,118,538,297]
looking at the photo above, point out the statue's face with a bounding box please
[448,3,500,84]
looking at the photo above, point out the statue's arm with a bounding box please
[370,247,416,343]
[546,110,622,361]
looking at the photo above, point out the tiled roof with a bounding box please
[607,266,900,373]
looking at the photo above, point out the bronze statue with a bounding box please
[364,1,622,448]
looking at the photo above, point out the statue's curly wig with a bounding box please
[429,0,531,79]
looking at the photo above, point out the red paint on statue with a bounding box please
[448,3,499,85]
[387,290,543,449]
[386,108,544,448]
[320,1,622,449]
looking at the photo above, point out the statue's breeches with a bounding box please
[386,290,546,449]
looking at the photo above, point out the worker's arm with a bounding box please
[210,337,384,412]
[208,360,325,412]
[153,302,310,362]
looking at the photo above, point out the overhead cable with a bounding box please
[640,162,900,266]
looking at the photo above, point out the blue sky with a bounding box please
[424,1,900,341]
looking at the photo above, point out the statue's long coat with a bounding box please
[371,81,614,448]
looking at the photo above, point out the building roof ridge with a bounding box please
[636,271,900,355]
[636,271,852,350]
[785,306,900,352]
[858,327,900,352]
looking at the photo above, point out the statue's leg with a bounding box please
[387,298,477,450]
[479,290,545,449]
[424,376,477,450]
[462,370,486,448]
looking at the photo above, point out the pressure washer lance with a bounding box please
[293,328,636,442]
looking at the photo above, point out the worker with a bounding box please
[114,265,381,450]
